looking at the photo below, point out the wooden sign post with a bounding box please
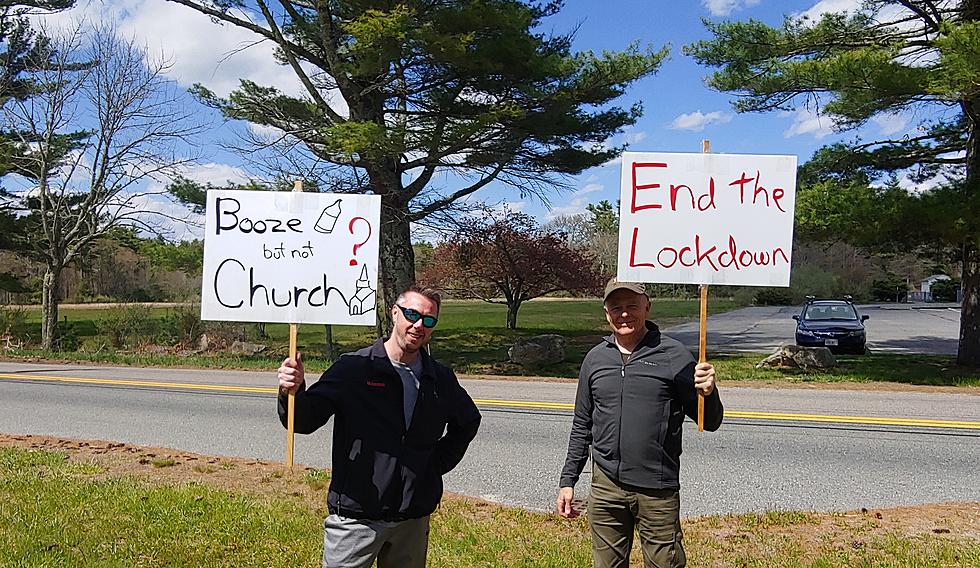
[697,140,710,432]
[199,182,381,468]
[286,180,302,468]
[617,144,798,432]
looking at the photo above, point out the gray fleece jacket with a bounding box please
[560,321,723,490]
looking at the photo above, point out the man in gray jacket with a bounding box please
[557,279,723,568]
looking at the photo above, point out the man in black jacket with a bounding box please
[277,286,481,568]
[557,280,723,568]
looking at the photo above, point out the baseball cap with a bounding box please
[603,278,646,302]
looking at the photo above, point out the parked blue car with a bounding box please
[793,297,869,354]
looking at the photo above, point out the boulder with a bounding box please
[509,334,567,367]
[229,340,267,355]
[756,344,837,370]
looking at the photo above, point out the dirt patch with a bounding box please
[4,432,978,556]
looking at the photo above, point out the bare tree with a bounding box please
[2,23,203,348]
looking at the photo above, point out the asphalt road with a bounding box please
[665,303,962,355]
[1,362,977,518]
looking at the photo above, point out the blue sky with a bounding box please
[29,0,907,241]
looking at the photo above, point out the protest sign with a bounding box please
[201,190,381,326]
[617,151,797,287]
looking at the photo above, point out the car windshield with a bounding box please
[803,304,858,321]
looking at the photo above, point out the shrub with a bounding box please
[0,305,28,338]
[96,304,157,349]
[931,278,960,302]
[755,288,793,306]
[159,304,204,347]
[870,275,907,302]
[54,320,81,352]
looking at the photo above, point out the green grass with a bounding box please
[1,447,977,567]
[713,352,980,387]
[4,298,738,376]
[5,299,979,387]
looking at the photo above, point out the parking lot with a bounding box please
[663,303,961,355]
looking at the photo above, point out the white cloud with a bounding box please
[782,107,836,139]
[622,127,648,145]
[176,162,252,187]
[872,113,910,136]
[668,110,733,132]
[30,0,349,112]
[545,183,605,220]
[703,0,760,17]
[128,161,253,240]
[573,183,603,198]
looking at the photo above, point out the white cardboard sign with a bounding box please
[201,190,382,325]
[618,152,797,287]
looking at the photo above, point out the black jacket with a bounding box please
[560,321,723,490]
[278,338,481,521]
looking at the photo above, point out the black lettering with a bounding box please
[214,258,245,308]
[216,198,241,235]
[249,267,269,306]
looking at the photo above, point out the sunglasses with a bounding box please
[395,304,438,328]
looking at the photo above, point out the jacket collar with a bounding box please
[603,320,662,352]
[369,337,436,382]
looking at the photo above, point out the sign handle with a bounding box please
[286,179,303,468]
[697,284,707,432]
[287,323,297,467]
[697,139,710,433]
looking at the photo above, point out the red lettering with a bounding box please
[657,247,678,268]
[669,184,695,211]
[629,227,655,268]
[752,170,771,207]
[728,172,754,204]
[698,177,717,211]
[728,236,741,270]
[739,250,755,266]
[753,251,771,265]
[773,247,790,264]
[679,246,695,267]
[772,187,786,212]
[695,234,719,271]
[631,162,667,213]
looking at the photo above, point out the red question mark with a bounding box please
[348,217,371,266]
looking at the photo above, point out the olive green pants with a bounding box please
[588,465,686,568]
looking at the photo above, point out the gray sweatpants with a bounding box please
[322,514,430,568]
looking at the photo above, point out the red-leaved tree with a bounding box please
[422,212,603,329]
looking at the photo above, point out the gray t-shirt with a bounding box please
[391,358,422,429]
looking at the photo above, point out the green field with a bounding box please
[3,298,738,376]
[3,299,980,386]
[2,445,976,568]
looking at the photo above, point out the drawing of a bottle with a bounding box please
[314,199,343,234]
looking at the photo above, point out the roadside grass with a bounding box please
[5,298,738,376]
[5,299,979,388]
[712,353,980,387]
[1,444,977,567]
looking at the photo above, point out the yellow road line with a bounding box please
[0,372,273,394]
[3,373,978,430]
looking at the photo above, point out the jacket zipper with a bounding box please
[617,358,627,479]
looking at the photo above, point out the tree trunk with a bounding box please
[323,324,335,362]
[40,266,62,350]
[377,198,416,337]
[958,243,980,367]
[506,300,521,330]
[958,90,980,366]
